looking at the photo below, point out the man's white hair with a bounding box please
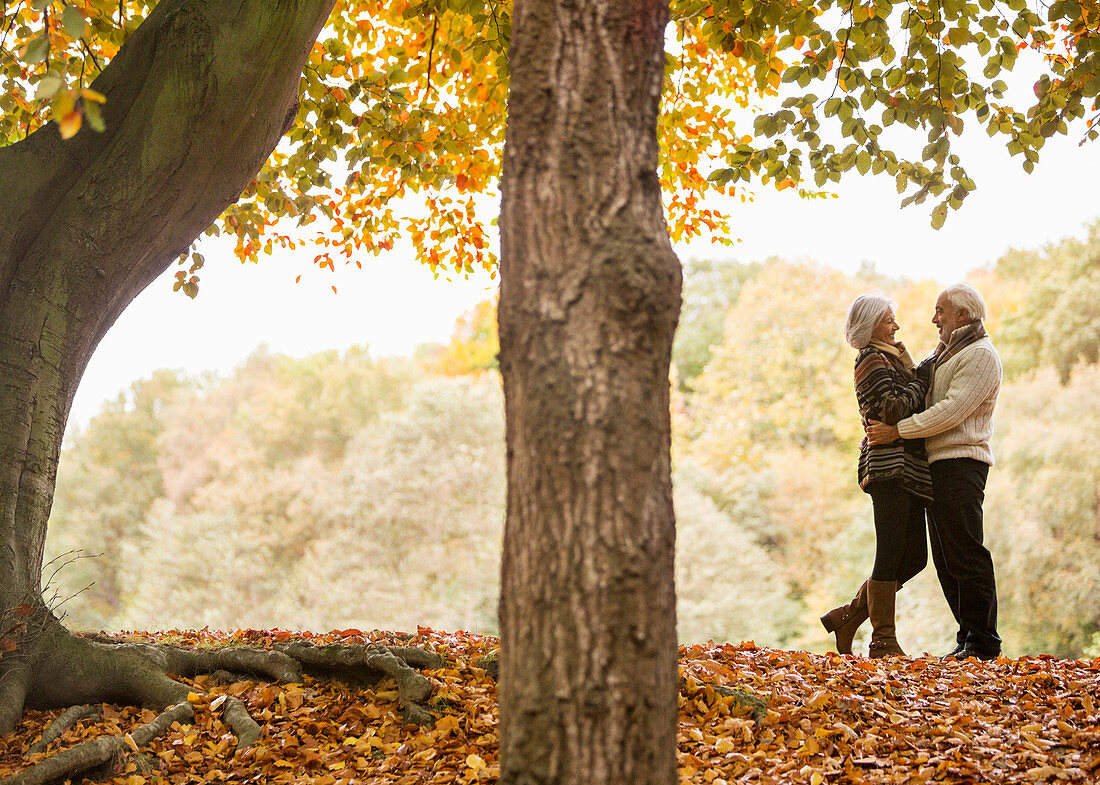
[942,282,986,322]
[844,292,895,349]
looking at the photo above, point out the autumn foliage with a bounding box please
[5,0,1098,294]
[0,628,1097,784]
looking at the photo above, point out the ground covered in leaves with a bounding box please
[1,628,1098,784]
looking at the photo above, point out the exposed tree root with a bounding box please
[274,640,443,725]
[1,631,442,785]
[5,701,193,785]
[25,706,100,756]
[0,662,30,739]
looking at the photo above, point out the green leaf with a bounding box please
[948,28,970,46]
[62,6,86,38]
[34,76,63,101]
[83,99,105,132]
[24,36,49,65]
[931,204,948,229]
[856,151,871,175]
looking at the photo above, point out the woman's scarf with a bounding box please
[870,340,916,369]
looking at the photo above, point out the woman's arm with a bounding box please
[854,351,929,425]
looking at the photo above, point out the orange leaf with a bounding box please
[58,110,82,139]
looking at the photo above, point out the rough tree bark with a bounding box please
[497,2,682,784]
[0,0,336,735]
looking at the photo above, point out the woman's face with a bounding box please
[871,309,899,344]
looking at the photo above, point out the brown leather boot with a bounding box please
[867,579,906,658]
[820,580,869,655]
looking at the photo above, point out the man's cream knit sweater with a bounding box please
[896,337,1002,465]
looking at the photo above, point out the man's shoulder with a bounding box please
[949,338,1003,381]
[954,337,1000,362]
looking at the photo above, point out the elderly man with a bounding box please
[866,282,1003,660]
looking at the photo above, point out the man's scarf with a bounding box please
[928,320,987,399]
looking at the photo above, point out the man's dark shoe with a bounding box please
[951,647,999,662]
[940,642,966,660]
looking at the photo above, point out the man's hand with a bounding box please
[866,420,901,445]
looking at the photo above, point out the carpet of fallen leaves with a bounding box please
[1,628,1099,784]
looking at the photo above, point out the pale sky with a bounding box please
[69,109,1100,431]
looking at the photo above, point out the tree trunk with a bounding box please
[497,2,682,784]
[0,0,335,733]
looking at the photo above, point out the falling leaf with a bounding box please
[57,110,82,140]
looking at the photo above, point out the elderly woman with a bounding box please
[821,293,934,658]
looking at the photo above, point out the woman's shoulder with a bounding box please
[854,346,888,368]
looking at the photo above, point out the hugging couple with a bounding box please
[821,282,1003,662]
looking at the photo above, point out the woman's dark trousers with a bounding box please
[868,482,927,585]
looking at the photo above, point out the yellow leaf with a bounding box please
[124,733,139,753]
[186,692,203,705]
[81,88,106,103]
[466,754,486,770]
[715,737,736,753]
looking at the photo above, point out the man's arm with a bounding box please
[897,348,1000,439]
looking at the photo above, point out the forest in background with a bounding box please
[45,221,1100,660]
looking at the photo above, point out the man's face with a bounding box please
[932,292,970,341]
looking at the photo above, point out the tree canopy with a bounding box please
[4,0,1096,289]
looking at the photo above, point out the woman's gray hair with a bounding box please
[844,293,895,349]
[941,282,986,322]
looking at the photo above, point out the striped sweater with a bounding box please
[854,347,934,502]
[896,337,1002,466]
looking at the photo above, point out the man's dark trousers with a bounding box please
[927,457,1001,655]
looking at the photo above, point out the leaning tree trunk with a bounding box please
[497,2,682,784]
[0,0,335,734]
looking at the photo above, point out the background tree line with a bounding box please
[47,221,1100,659]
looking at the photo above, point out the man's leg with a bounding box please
[927,501,965,649]
[929,458,1001,656]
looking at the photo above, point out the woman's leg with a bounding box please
[869,483,910,582]
[820,581,869,655]
[867,482,910,657]
[896,500,928,587]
